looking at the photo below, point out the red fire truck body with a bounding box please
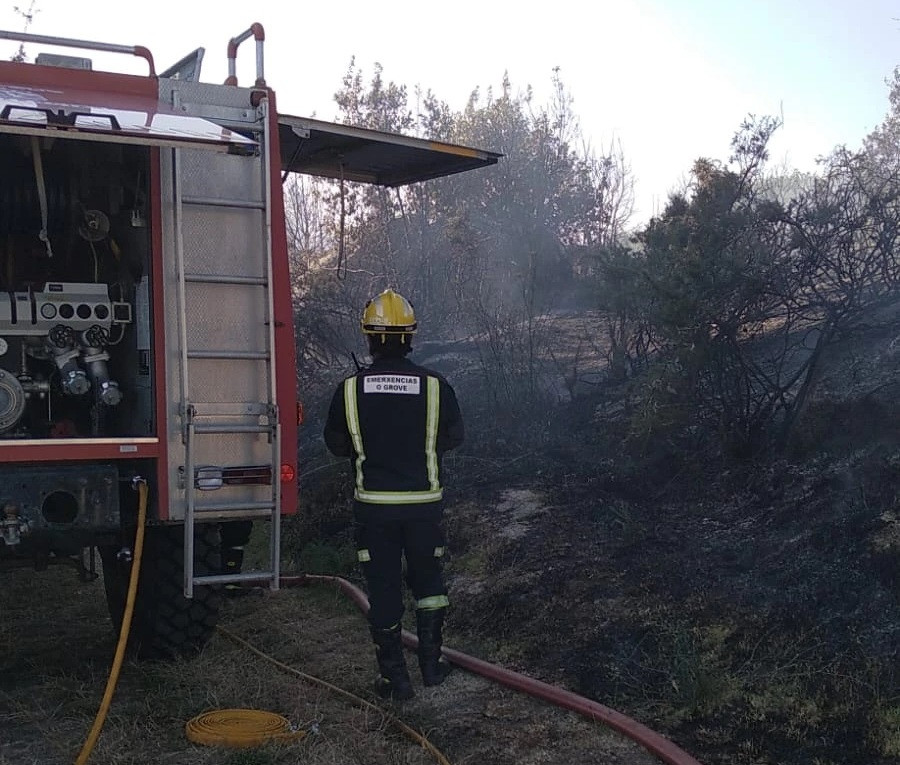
[0,25,498,656]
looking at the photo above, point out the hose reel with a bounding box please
[0,368,26,432]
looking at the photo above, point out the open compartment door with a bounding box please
[278,115,500,186]
[0,83,255,150]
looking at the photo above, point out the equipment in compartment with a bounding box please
[0,134,151,438]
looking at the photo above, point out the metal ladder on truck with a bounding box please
[170,87,282,599]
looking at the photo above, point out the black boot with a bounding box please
[416,608,452,686]
[370,624,414,701]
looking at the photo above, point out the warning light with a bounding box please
[280,463,296,483]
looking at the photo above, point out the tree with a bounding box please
[775,144,900,443]
[632,116,797,454]
[286,62,635,449]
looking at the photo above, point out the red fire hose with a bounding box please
[278,574,703,765]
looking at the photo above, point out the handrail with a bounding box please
[224,23,265,87]
[0,30,156,75]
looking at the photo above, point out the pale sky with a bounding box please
[0,0,897,222]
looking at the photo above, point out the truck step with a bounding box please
[194,510,280,523]
[194,505,277,522]
[192,423,273,434]
[193,508,275,522]
[182,195,265,210]
[193,571,277,587]
[189,402,270,416]
[187,350,270,360]
[184,273,268,286]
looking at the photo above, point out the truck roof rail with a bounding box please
[0,29,155,75]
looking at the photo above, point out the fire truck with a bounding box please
[0,25,498,657]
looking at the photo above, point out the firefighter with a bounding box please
[323,288,464,701]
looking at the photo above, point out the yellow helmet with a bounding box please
[361,289,417,335]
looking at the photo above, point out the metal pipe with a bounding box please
[0,30,156,75]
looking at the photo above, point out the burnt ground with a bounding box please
[425,314,900,765]
[440,473,899,765]
[2,464,896,765]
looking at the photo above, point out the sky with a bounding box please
[0,0,898,222]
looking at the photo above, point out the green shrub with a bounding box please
[869,705,900,757]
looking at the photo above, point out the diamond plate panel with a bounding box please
[191,483,272,506]
[184,283,268,352]
[180,432,273,514]
[186,358,268,404]
[189,431,273,468]
[159,79,262,113]
[182,206,266,278]
[179,147,263,202]
[157,134,279,520]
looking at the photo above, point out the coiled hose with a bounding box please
[74,478,148,765]
[184,707,306,748]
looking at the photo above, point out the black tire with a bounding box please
[99,523,222,660]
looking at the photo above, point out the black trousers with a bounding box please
[354,513,447,629]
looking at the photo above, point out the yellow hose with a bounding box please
[185,708,306,748]
[74,479,148,765]
[216,626,453,765]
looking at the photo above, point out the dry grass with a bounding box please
[1,565,659,765]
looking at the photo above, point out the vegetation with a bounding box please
[286,61,900,765]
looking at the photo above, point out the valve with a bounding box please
[47,328,91,396]
[78,209,110,242]
[52,346,90,396]
[49,324,76,349]
[1,504,28,546]
[81,325,109,349]
[81,335,121,406]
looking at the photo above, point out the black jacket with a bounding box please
[324,356,464,508]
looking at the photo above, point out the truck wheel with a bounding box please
[99,524,223,660]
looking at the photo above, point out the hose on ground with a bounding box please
[216,624,453,765]
[185,708,306,748]
[74,478,148,765]
[279,574,704,765]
